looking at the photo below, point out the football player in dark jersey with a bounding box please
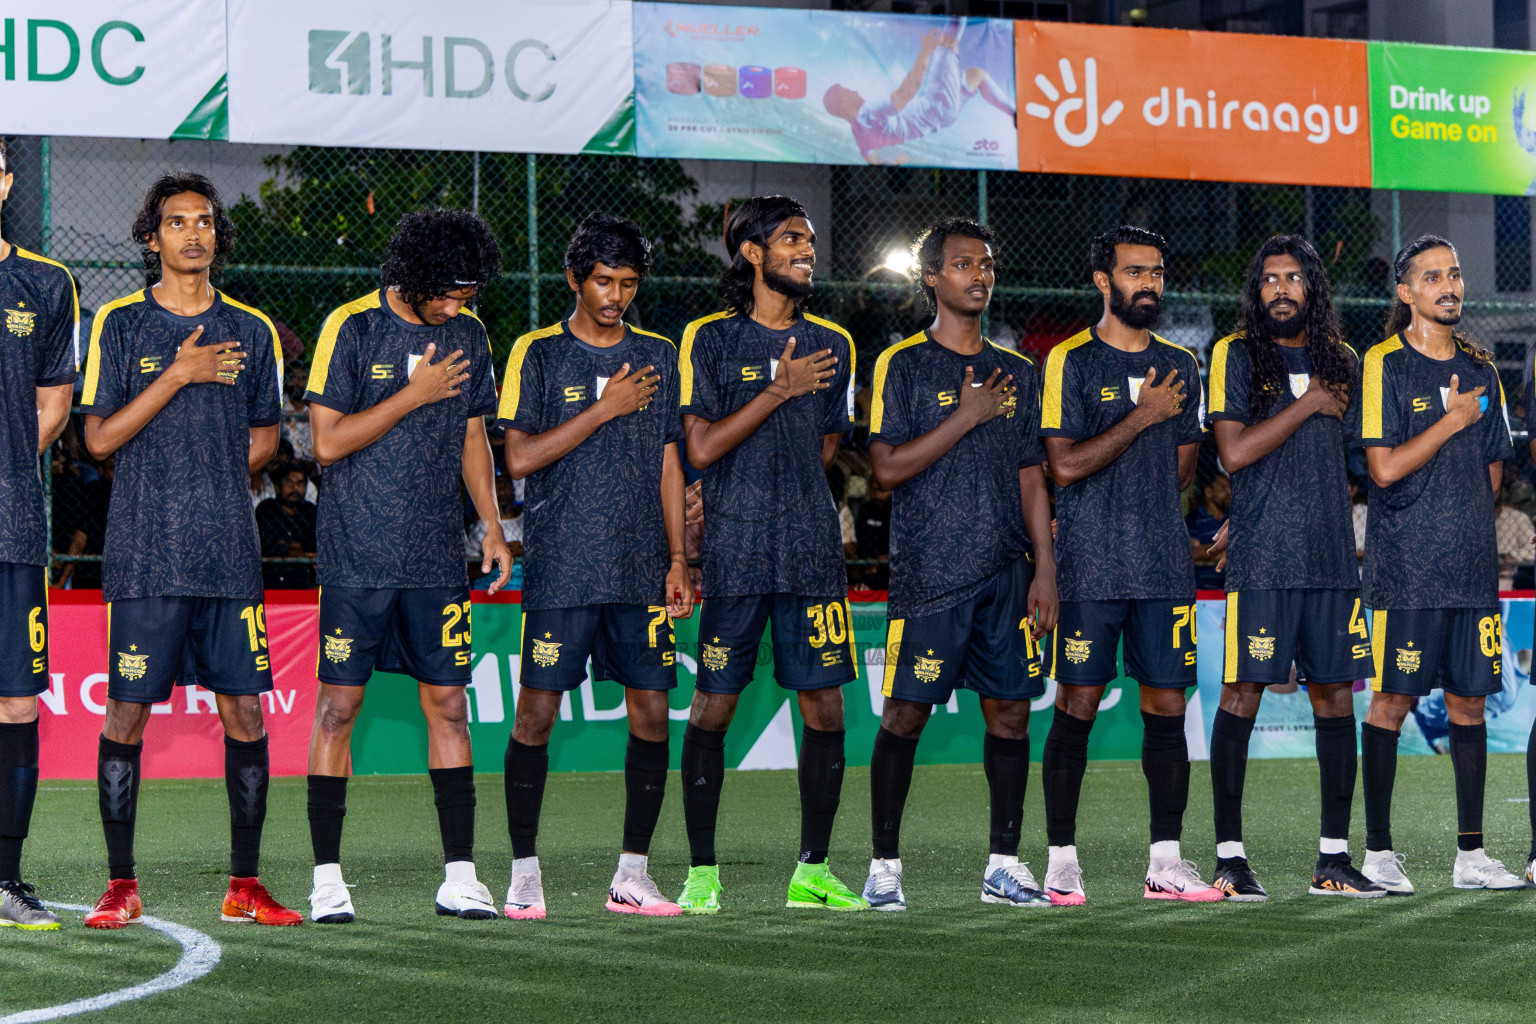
[81,173,299,928]
[1038,226,1222,904]
[1203,236,1382,900]
[675,195,865,913]
[860,219,1056,911]
[303,210,510,923]
[1357,235,1523,893]
[0,138,78,931]
[498,216,694,919]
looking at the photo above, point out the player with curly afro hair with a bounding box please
[381,208,503,322]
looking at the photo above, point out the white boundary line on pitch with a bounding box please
[0,904,221,1024]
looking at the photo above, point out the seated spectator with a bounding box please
[1495,478,1535,590]
[256,462,318,588]
[1186,472,1229,589]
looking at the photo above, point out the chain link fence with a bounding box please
[5,135,1534,587]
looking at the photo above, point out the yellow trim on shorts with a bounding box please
[314,586,322,676]
[842,599,858,681]
[1370,609,1387,691]
[1223,592,1239,684]
[882,619,904,698]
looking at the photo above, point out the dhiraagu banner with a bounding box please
[0,0,228,140]
[1369,40,1536,195]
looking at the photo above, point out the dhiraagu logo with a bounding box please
[1024,58,1124,148]
[308,30,558,102]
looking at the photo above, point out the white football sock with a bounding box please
[313,863,344,888]
[1047,845,1078,867]
[1319,837,1348,856]
[986,853,1019,874]
[1216,841,1246,860]
[1149,840,1180,862]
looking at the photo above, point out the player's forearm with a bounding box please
[683,392,787,470]
[461,422,504,541]
[1213,400,1315,472]
[661,443,687,560]
[1365,416,1462,487]
[311,390,421,466]
[83,373,187,459]
[1178,442,1198,491]
[503,405,610,479]
[1489,461,1502,495]
[36,384,73,452]
[1043,414,1146,487]
[1019,464,1056,574]
[869,411,976,488]
[248,425,279,475]
[892,50,932,110]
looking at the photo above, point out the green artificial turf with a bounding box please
[6,756,1536,1024]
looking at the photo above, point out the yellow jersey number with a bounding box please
[807,601,850,667]
[1348,599,1371,661]
[1479,614,1503,664]
[239,604,271,672]
[28,605,45,674]
[442,600,472,666]
[646,606,676,666]
[1172,604,1196,666]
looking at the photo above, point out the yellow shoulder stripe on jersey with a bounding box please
[498,322,564,423]
[80,291,148,406]
[307,292,382,397]
[629,324,677,349]
[803,312,857,389]
[988,340,1036,369]
[15,247,82,371]
[1208,334,1239,416]
[1041,328,1094,430]
[1360,335,1404,440]
[678,310,733,407]
[220,292,286,396]
[868,332,928,435]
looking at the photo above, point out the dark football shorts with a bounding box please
[520,603,677,692]
[1051,598,1197,689]
[1370,607,1503,698]
[881,558,1044,705]
[107,596,274,704]
[0,563,49,698]
[694,593,857,694]
[318,585,473,687]
[1222,589,1373,685]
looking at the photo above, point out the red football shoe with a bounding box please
[85,878,143,929]
[222,877,302,926]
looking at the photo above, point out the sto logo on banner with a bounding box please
[1015,21,1371,187]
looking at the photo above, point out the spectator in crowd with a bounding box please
[1187,471,1229,589]
[256,462,318,588]
[55,454,113,588]
[1494,477,1536,590]
[1350,478,1368,564]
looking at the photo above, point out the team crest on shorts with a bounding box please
[530,637,562,668]
[1248,629,1276,662]
[324,632,353,663]
[5,307,36,337]
[117,650,148,681]
[913,653,944,684]
[701,639,730,672]
[1064,636,1092,664]
[1396,645,1421,674]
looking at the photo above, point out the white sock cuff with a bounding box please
[986,853,1019,873]
[1215,841,1246,860]
[872,857,902,874]
[618,852,648,872]
[1319,838,1348,856]
[511,856,540,875]
[444,860,478,885]
[1047,845,1078,865]
[1149,840,1181,861]
[313,862,344,887]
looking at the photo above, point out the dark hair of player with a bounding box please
[1236,235,1355,418]
[0,137,7,173]
[1384,234,1490,366]
[564,215,653,285]
[131,171,236,283]
[1088,225,1168,277]
[718,194,809,317]
[381,208,503,307]
[912,218,996,314]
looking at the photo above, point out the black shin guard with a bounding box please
[307,774,348,866]
[504,738,548,861]
[98,735,142,881]
[1314,714,1358,844]
[870,727,919,860]
[1361,722,1400,852]
[1142,711,1190,844]
[1209,709,1255,845]
[224,734,270,878]
[0,720,40,881]
[983,733,1030,857]
[1448,721,1487,853]
[797,726,845,863]
[1043,708,1092,847]
[622,735,669,856]
[429,766,476,864]
[680,724,726,867]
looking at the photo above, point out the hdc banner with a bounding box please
[225,0,636,154]
[0,0,228,140]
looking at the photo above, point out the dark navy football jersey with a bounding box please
[304,290,497,590]
[1207,334,1360,592]
[0,246,78,566]
[679,310,855,598]
[80,288,282,602]
[869,331,1044,619]
[1357,334,1512,609]
[1039,327,1205,602]
[498,320,684,611]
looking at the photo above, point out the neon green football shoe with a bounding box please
[786,861,870,911]
[677,865,722,915]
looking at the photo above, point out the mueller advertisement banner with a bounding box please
[1369,40,1536,195]
[225,0,636,154]
[632,2,1019,169]
[1014,21,1371,188]
[37,596,1536,779]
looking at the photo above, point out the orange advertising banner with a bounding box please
[1015,21,1371,187]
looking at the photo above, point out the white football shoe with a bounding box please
[504,859,547,921]
[435,862,497,920]
[309,864,355,924]
[1453,850,1527,890]
[1361,850,1415,894]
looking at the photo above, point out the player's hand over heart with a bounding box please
[170,326,244,386]
[403,343,469,407]
[1442,374,1487,431]
[1130,365,1184,426]
[1302,376,1347,420]
[595,362,659,420]
[956,366,1013,428]
[767,337,837,400]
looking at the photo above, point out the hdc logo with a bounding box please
[308,30,558,102]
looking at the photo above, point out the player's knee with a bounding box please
[425,688,471,732]
[0,695,39,724]
[879,698,929,739]
[1055,685,1101,722]
[1218,684,1263,719]
[102,699,151,744]
[1365,692,1412,728]
[1140,686,1187,717]
[689,691,737,731]
[983,702,1031,740]
[797,687,844,731]
[1444,694,1487,727]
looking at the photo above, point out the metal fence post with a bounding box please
[978,169,989,338]
[1391,190,1401,260]
[526,153,539,329]
[40,137,52,256]
[472,151,480,215]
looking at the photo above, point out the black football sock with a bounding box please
[1142,711,1190,845]
[1209,708,1255,846]
[622,734,669,856]
[1043,708,1093,847]
[681,724,726,868]
[0,720,40,881]
[98,735,142,881]
[983,732,1030,857]
[224,734,269,878]
[797,725,845,864]
[307,774,348,866]
[870,726,919,860]
[1448,721,1487,853]
[429,766,476,864]
[1529,717,1536,862]
[504,738,548,861]
[1314,714,1358,857]
[1361,722,1400,852]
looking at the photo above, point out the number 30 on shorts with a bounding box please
[442,600,472,666]
[806,601,850,667]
